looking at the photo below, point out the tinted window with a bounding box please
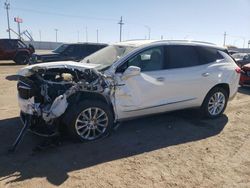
[126,47,164,72]
[196,46,224,64]
[165,45,200,69]
[3,40,17,49]
[74,45,84,56]
[86,45,100,54]
[65,45,84,56]
[65,45,75,55]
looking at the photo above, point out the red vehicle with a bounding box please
[0,39,34,64]
[239,63,250,86]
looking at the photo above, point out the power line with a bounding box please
[12,7,117,22]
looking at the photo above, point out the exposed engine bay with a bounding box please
[17,66,114,138]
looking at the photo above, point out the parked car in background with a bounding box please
[29,42,107,64]
[0,39,35,64]
[239,63,250,86]
[17,40,240,141]
[232,53,250,67]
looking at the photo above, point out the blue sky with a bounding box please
[0,0,249,47]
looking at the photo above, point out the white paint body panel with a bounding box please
[17,40,240,121]
[114,61,240,120]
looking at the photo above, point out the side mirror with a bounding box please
[122,66,141,79]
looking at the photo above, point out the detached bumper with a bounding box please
[20,111,59,137]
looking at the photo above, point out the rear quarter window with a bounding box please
[196,46,224,64]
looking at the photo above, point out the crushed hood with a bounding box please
[18,61,101,76]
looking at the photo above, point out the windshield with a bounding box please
[81,45,136,69]
[53,44,69,54]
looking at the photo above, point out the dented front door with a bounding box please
[114,46,172,119]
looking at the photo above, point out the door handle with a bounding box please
[156,77,165,82]
[202,72,210,77]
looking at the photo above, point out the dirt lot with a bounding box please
[0,60,250,188]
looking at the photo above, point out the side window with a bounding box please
[65,45,75,55]
[165,45,200,69]
[5,40,16,49]
[73,45,84,56]
[78,45,86,57]
[86,45,99,55]
[127,47,164,72]
[196,46,224,64]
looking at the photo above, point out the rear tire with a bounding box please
[66,100,114,141]
[14,53,29,65]
[201,87,228,119]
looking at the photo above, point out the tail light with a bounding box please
[235,67,242,74]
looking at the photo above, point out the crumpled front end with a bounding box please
[17,64,114,136]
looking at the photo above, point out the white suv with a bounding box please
[17,40,240,141]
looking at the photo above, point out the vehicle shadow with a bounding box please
[5,75,19,81]
[0,110,228,186]
[238,86,250,95]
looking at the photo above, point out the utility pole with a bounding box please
[118,16,124,42]
[161,35,163,40]
[248,40,250,48]
[39,30,41,42]
[96,29,99,43]
[85,27,88,42]
[55,29,58,42]
[4,0,11,39]
[144,25,151,40]
[223,32,227,46]
[77,30,79,42]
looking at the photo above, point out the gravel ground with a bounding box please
[0,60,250,188]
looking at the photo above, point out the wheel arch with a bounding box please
[14,51,30,60]
[61,91,115,126]
[202,83,230,106]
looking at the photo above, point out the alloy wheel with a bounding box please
[75,107,109,140]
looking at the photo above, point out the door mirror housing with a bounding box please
[122,66,141,79]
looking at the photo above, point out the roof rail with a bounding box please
[155,40,216,45]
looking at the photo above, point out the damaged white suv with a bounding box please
[17,40,240,141]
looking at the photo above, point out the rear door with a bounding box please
[1,40,17,60]
[0,40,3,59]
[162,45,225,107]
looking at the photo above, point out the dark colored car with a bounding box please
[239,63,250,86]
[30,43,107,64]
[0,39,35,64]
[232,53,250,67]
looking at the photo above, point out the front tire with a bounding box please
[66,100,114,141]
[201,87,228,119]
[14,53,29,65]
